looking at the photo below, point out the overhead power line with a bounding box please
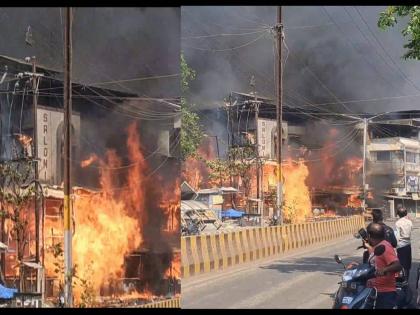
[183,31,268,52]
[181,29,267,39]
[88,73,179,86]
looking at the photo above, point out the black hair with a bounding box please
[367,222,385,240]
[372,209,383,223]
[397,207,407,218]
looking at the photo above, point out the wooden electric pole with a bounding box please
[63,7,73,307]
[275,7,284,225]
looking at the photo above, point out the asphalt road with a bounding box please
[181,219,420,309]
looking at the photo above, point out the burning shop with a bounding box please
[0,55,180,306]
[199,91,369,223]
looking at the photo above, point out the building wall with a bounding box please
[368,137,420,195]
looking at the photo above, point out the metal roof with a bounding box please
[22,261,43,269]
[197,187,239,195]
[197,188,220,195]
[181,200,210,211]
[181,181,197,200]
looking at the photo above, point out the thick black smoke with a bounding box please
[0,7,179,98]
[0,8,181,298]
[182,6,420,114]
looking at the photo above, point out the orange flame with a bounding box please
[81,154,98,168]
[17,134,32,146]
[164,252,180,280]
[181,137,217,190]
[282,159,312,223]
[70,122,147,303]
[346,194,362,208]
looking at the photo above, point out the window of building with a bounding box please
[376,151,391,161]
[406,152,417,164]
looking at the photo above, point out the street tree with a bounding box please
[0,160,35,291]
[206,144,257,208]
[205,158,231,187]
[180,53,204,161]
[378,6,420,59]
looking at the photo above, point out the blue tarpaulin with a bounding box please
[221,209,244,218]
[0,284,17,299]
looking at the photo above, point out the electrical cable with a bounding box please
[183,31,268,52]
[353,6,420,93]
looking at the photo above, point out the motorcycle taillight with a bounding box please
[340,305,350,309]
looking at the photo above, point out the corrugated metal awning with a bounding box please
[197,188,220,195]
[181,200,210,211]
[382,194,414,200]
[22,262,43,269]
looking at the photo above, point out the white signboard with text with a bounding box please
[257,118,287,160]
[37,106,80,185]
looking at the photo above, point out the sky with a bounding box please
[0,7,180,98]
[181,6,420,114]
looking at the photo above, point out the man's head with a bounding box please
[367,222,385,246]
[372,208,383,223]
[397,207,407,218]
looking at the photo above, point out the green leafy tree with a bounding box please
[0,160,35,291]
[49,242,94,307]
[76,262,95,308]
[378,6,420,59]
[227,145,257,199]
[180,53,204,160]
[206,144,257,201]
[205,158,230,187]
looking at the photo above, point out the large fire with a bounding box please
[346,194,362,208]
[44,121,179,305]
[71,123,144,303]
[282,158,312,223]
[181,137,217,190]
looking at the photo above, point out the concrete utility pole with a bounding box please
[338,112,391,212]
[275,7,284,225]
[31,57,43,294]
[63,7,73,307]
[251,76,263,225]
[362,118,367,210]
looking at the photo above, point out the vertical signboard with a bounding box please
[257,118,287,160]
[37,106,80,185]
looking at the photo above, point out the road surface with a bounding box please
[182,219,420,309]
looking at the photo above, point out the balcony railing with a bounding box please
[368,160,404,175]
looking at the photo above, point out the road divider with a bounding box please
[181,215,365,278]
[138,297,180,308]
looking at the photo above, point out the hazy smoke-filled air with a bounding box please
[0,7,179,98]
[182,6,420,114]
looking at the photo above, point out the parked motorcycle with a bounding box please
[332,238,414,309]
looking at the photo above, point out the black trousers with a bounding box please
[375,291,397,309]
[397,244,412,280]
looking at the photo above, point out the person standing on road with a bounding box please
[363,209,398,264]
[395,206,413,279]
[372,208,398,248]
[364,223,403,309]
